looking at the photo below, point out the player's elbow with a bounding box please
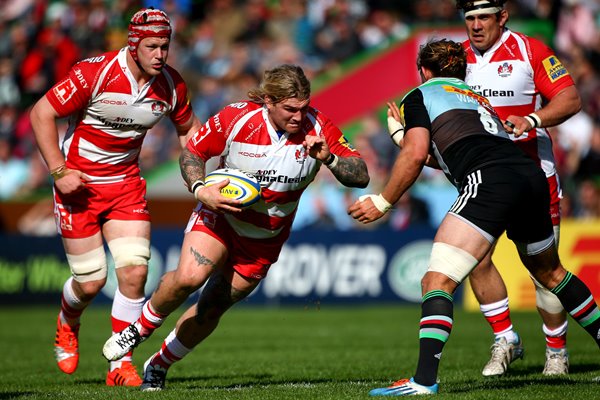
[572,94,582,115]
[355,174,370,189]
[30,96,55,127]
[342,170,369,188]
[354,160,370,188]
[405,148,428,167]
[560,86,583,118]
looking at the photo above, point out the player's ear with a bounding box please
[498,9,509,28]
[264,96,274,107]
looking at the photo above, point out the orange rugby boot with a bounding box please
[54,316,80,374]
[106,362,143,386]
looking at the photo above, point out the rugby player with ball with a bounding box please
[102,64,369,391]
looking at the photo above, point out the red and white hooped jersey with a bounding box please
[46,47,193,184]
[187,101,361,240]
[463,29,575,178]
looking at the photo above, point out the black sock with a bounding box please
[413,290,453,387]
[551,272,600,348]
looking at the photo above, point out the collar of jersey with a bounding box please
[420,77,469,89]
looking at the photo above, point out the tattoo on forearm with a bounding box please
[190,246,217,270]
[179,148,206,188]
[331,156,370,188]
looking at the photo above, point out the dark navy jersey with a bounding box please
[399,77,534,188]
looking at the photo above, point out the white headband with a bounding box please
[463,1,503,17]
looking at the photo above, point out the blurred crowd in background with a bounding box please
[0,0,599,234]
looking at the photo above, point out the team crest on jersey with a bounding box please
[151,101,167,116]
[542,56,569,83]
[295,146,308,163]
[53,78,77,105]
[497,62,513,77]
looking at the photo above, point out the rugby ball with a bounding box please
[204,168,262,207]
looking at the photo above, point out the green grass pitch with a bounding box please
[0,304,598,399]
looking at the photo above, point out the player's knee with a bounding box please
[469,254,493,277]
[421,271,457,294]
[108,237,150,268]
[532,276,564,314]
[76,278,107,299]
[170,269,205,294]
[66,247,108,283]
[428,242,478,285]
[116,265,148,292]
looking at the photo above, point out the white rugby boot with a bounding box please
[482,334,524,377]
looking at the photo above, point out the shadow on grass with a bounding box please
[0,392,35,399]
[67,363,600,393]
[73,372,277,387]
[177,375,344,390]
[447,370,600,395]
[503,362,599,376]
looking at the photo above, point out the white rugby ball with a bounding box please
[204,168,262,207]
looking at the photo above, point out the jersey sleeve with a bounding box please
[316,111,361,158]
[45,61,94,117]
[186,110,228,162]
[166,66,194,126]
[528,36,575,100]
[400,89,431,132]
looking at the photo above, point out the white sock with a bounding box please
[60,277,87,325]
[110,288,145,370]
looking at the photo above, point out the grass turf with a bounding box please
[0,304,598,399]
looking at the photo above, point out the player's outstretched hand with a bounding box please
[348,195,388,224]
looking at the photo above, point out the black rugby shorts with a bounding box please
[448,164,553,244]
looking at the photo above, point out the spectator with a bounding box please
[314,6,364,66]
[575,125,600,180]
[388,191,431,230]
[358,8,410,49]
[0,135,29,199]
[0,58,21,107]
[574,178,600,219]
[555,0,600,55]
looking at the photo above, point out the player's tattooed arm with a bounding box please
[179,147,206,189]
[330,156,370,188]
